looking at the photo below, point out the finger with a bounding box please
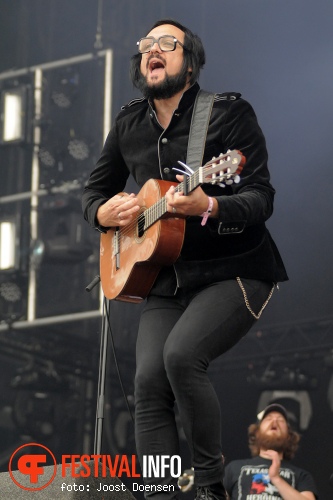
[165,186,175,205]
[113,192,135,207]
[117,203,140,224]
[116,192,135,199]
[166,204,178,214]
[117,196,139,213]
[117,194,135,204]
[116,212,130,226]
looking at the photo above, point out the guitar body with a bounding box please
[99,150,245,303]
[100,179,186,303]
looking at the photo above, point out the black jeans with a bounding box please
[135,278,273,499]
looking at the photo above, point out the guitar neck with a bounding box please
[142,150,245,231]
[144,171,201,230]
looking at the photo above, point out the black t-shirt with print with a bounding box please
[224,456,317,499]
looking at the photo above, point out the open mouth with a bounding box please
[148,58,165,74]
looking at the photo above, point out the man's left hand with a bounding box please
[165,174,217,217]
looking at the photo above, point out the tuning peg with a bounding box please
[234,175,240,183]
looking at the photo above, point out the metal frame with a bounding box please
[0,49,113,327]
[220,315,333,371]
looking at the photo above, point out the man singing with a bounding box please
[82,19,288,500]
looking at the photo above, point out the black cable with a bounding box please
[104,295,135,425]
[86,275,135,453]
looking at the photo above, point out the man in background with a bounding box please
[224,404,317,499]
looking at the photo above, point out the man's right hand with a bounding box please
[97,192,140,227]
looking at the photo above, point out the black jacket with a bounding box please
[82,83,288,294]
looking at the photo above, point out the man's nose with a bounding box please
[150,41,162,52]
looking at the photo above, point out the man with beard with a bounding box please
[82,19,288,500]
[223,404,318,499]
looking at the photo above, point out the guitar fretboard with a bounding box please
[143,169,202,230]
[138,150,244,232]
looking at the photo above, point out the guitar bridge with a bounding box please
[113,229,120,270]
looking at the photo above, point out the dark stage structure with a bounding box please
[0,1,333,498]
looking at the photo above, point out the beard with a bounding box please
[256,429,288,454]
[136,64,190,100]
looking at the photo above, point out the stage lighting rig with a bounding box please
[247,365,317,391]
[0,218,17,270]
[0,273,27,322]
[50,68,79,110]
[11,363,75,440]
[0,85,27,143]
[38,145,57,168]
[0,280,22,304]
[67,137,90,161]
[257,390,313,432]
[30,195,94,267]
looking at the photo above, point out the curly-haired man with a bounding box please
[224,404,318,499]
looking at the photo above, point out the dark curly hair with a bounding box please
[130,18,206,89]
[248,422,301,461]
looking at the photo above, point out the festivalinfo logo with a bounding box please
[9,442,181,494]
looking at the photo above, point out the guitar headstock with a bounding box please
[201,150,245,187]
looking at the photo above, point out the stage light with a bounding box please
[10,364,74,440]
[38,145,57,168]
[38,136,93,186]
[0,274,27,321]
[51,89,72,109]
[257,390,312,431]
[0,87,26,143]
[0,220,16,270]
[50,68,79,109]
[30,198,93,266]
[67,138,90,161]
[0,280,22,303]
[247,365,317,391]
[30,239,45,268]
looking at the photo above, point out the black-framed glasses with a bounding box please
[137,35,185,54]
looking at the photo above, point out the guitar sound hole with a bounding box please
[137,214,145,238]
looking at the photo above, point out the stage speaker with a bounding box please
[0,460,136,499]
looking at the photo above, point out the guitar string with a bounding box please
[114,165,212,240]
[115,170,199,240]
[114,165,237,241]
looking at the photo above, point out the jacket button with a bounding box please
[163,168,170,174]
[161,137,168,144]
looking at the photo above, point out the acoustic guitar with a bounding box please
[100,150,245,303]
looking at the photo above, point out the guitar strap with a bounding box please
[186,89,215,171]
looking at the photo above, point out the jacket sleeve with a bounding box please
[216,98,275,229]
[81,121,130,230]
